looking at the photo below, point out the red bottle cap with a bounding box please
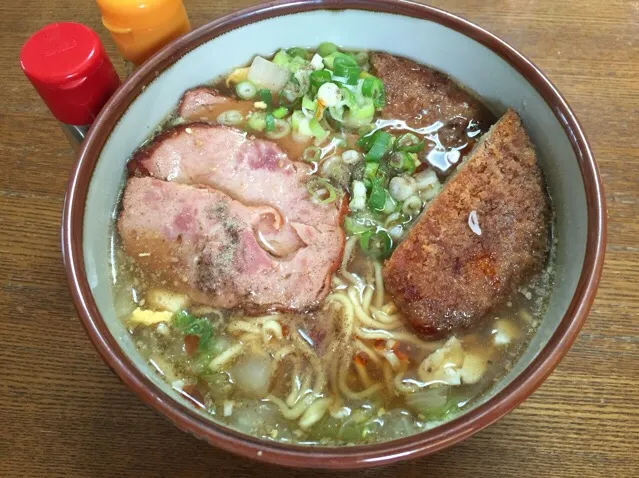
[20,23,121,125]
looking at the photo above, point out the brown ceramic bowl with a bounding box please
[61,0,606,469]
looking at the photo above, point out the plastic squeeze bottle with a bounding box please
[95,0,191,67]
[20,22,121,150]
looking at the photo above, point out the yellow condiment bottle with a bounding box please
[96,0,191,66]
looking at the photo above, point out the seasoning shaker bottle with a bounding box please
[95,0,191,69]
[20,23,121,151]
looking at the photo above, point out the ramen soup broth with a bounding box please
[111,45,554,445]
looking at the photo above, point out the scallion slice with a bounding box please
[307,177,338,204]
[323,52,358,70]
[367,181,387,211]
[235,80,258,100]
[389,151,416,175]
[310,69,332,90]
[265,118,291,139]
[273,50,292,67]
[247,112,266,131]
[265,113,276,132]
[361,76,386,109]
[345,98,375,127]
[302,146,321,163]
[359,230,393,259]
[318,42,339,57]
[272,106,289,119]
[259,89,274,109]
[328,105,345,123]
[363,162,379,188]
[396,133,425,153]
[302,95,317,113]
[287,47,309,59]
[365,131,393,162]
[334,57,360,85]
[216,110,244,126]
[309,118,328,141]
[344,216,374,235]
[340,87,356,108]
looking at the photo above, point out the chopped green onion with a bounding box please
[288,56,311,73]
[383,194,397,215]
[265,118,291,139]
[396,133,425,153]
[323,52,358,70]
[259,89,274,109]
[265,113,276,132]
[367,181,387,211]
[310,69,332,90]
[235,80,258,100]
[216,110,244,126]
[247,112,266,131]
[175,310,197,330]
[296,117,313,137]
[344,216,374,235]
[363,162,379,187]
[309,117,328,141]
[365,130,394,162]
[329,105,345,123]
[302,95,317,112]
[359,230,393,259]
[273,50,292,67]
[307,178,338,204]
[361,76,386,109]
[302,146,321,163]
[389,151,416,175]
[334,57,360,85]
[340,87,356,108]
[357,132,375,151]
[345,98,375,127]
[318,42,339,57]
[287,47,309,59]
[272,106,289,119]
[291,110,305,130]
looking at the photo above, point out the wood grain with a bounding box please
[1,0,637,476]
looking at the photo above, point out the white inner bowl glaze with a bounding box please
[83,9,586,435]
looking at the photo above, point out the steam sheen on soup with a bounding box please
[111,44,554,445]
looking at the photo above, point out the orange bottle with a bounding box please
[96,0,191,66]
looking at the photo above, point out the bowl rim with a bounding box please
[61,0,606,469]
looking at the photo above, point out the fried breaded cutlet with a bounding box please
[383,109,551,335]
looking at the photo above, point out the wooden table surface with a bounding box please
[1,0,637,476]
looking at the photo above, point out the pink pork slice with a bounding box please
[130,123,340,232]
[178,87,254,123]
[123,124,346,312]
[118,177,343,312]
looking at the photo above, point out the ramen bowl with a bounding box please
[61,0,606,469]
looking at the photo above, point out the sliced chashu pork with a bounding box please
[383,109,550,335]
[177,86,254,122]
[121,125,345,312]
[119,177,340,311]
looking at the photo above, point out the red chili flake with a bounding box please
[373,339,386,350]
[354,352,369,366]
[181,384,206,409]
[281,324,290,337]
[184,334,199,357]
